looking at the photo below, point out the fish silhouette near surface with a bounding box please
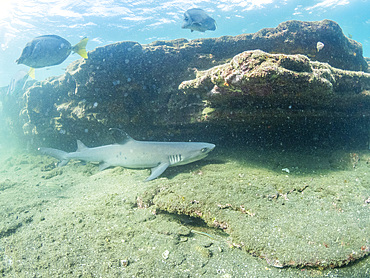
[182,8,216,32]
[39,134,215,181]
[6,70,29,96]
[16,35,88,74]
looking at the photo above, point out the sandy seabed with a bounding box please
[0,143,369,277]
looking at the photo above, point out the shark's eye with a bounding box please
[201,148,208,153]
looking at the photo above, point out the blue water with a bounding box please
[0,0,369,87]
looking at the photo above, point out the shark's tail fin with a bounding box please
[38,147,69,166]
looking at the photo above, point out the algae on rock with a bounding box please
[0,20,367,148]
[138,149,370,269]
[179,50,370,125]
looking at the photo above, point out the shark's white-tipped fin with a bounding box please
[99,162,111,171]
[145,162,170,181]
[58,159,69,167]
[109,128,135,144]
[76,140,88,152]
[38,147,69,166]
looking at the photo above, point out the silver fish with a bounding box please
[182,8,216,32]
[39,134,215,181]
[16,35,88,69]
[317,41,325,52]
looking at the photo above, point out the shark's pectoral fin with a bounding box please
[99,162,111,171]
[58,160,69,167]
[146,162,170,181]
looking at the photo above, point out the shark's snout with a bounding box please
[202,143,215,154]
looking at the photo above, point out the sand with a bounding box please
[0,141,369,277]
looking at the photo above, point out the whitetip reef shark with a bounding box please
[39,134,215,181]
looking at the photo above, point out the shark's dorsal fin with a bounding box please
[119,133,135,144]
[146,162,170,181]
[76,140,88,152]
[109,128,135,144]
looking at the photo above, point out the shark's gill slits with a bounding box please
[169,154,182,164]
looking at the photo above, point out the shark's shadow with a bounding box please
[156,157,223,180]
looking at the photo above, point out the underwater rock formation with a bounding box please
[1,19,368,148]
[249,19,367,72]
[179,50,370,125]
[137,151,370,268]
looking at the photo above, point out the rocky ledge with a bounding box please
[0,20,365,149]
[179,49,370,125]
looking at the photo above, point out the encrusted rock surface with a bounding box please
[0,19,368,148]
[137,149,370,269]
[179,50,370,125]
